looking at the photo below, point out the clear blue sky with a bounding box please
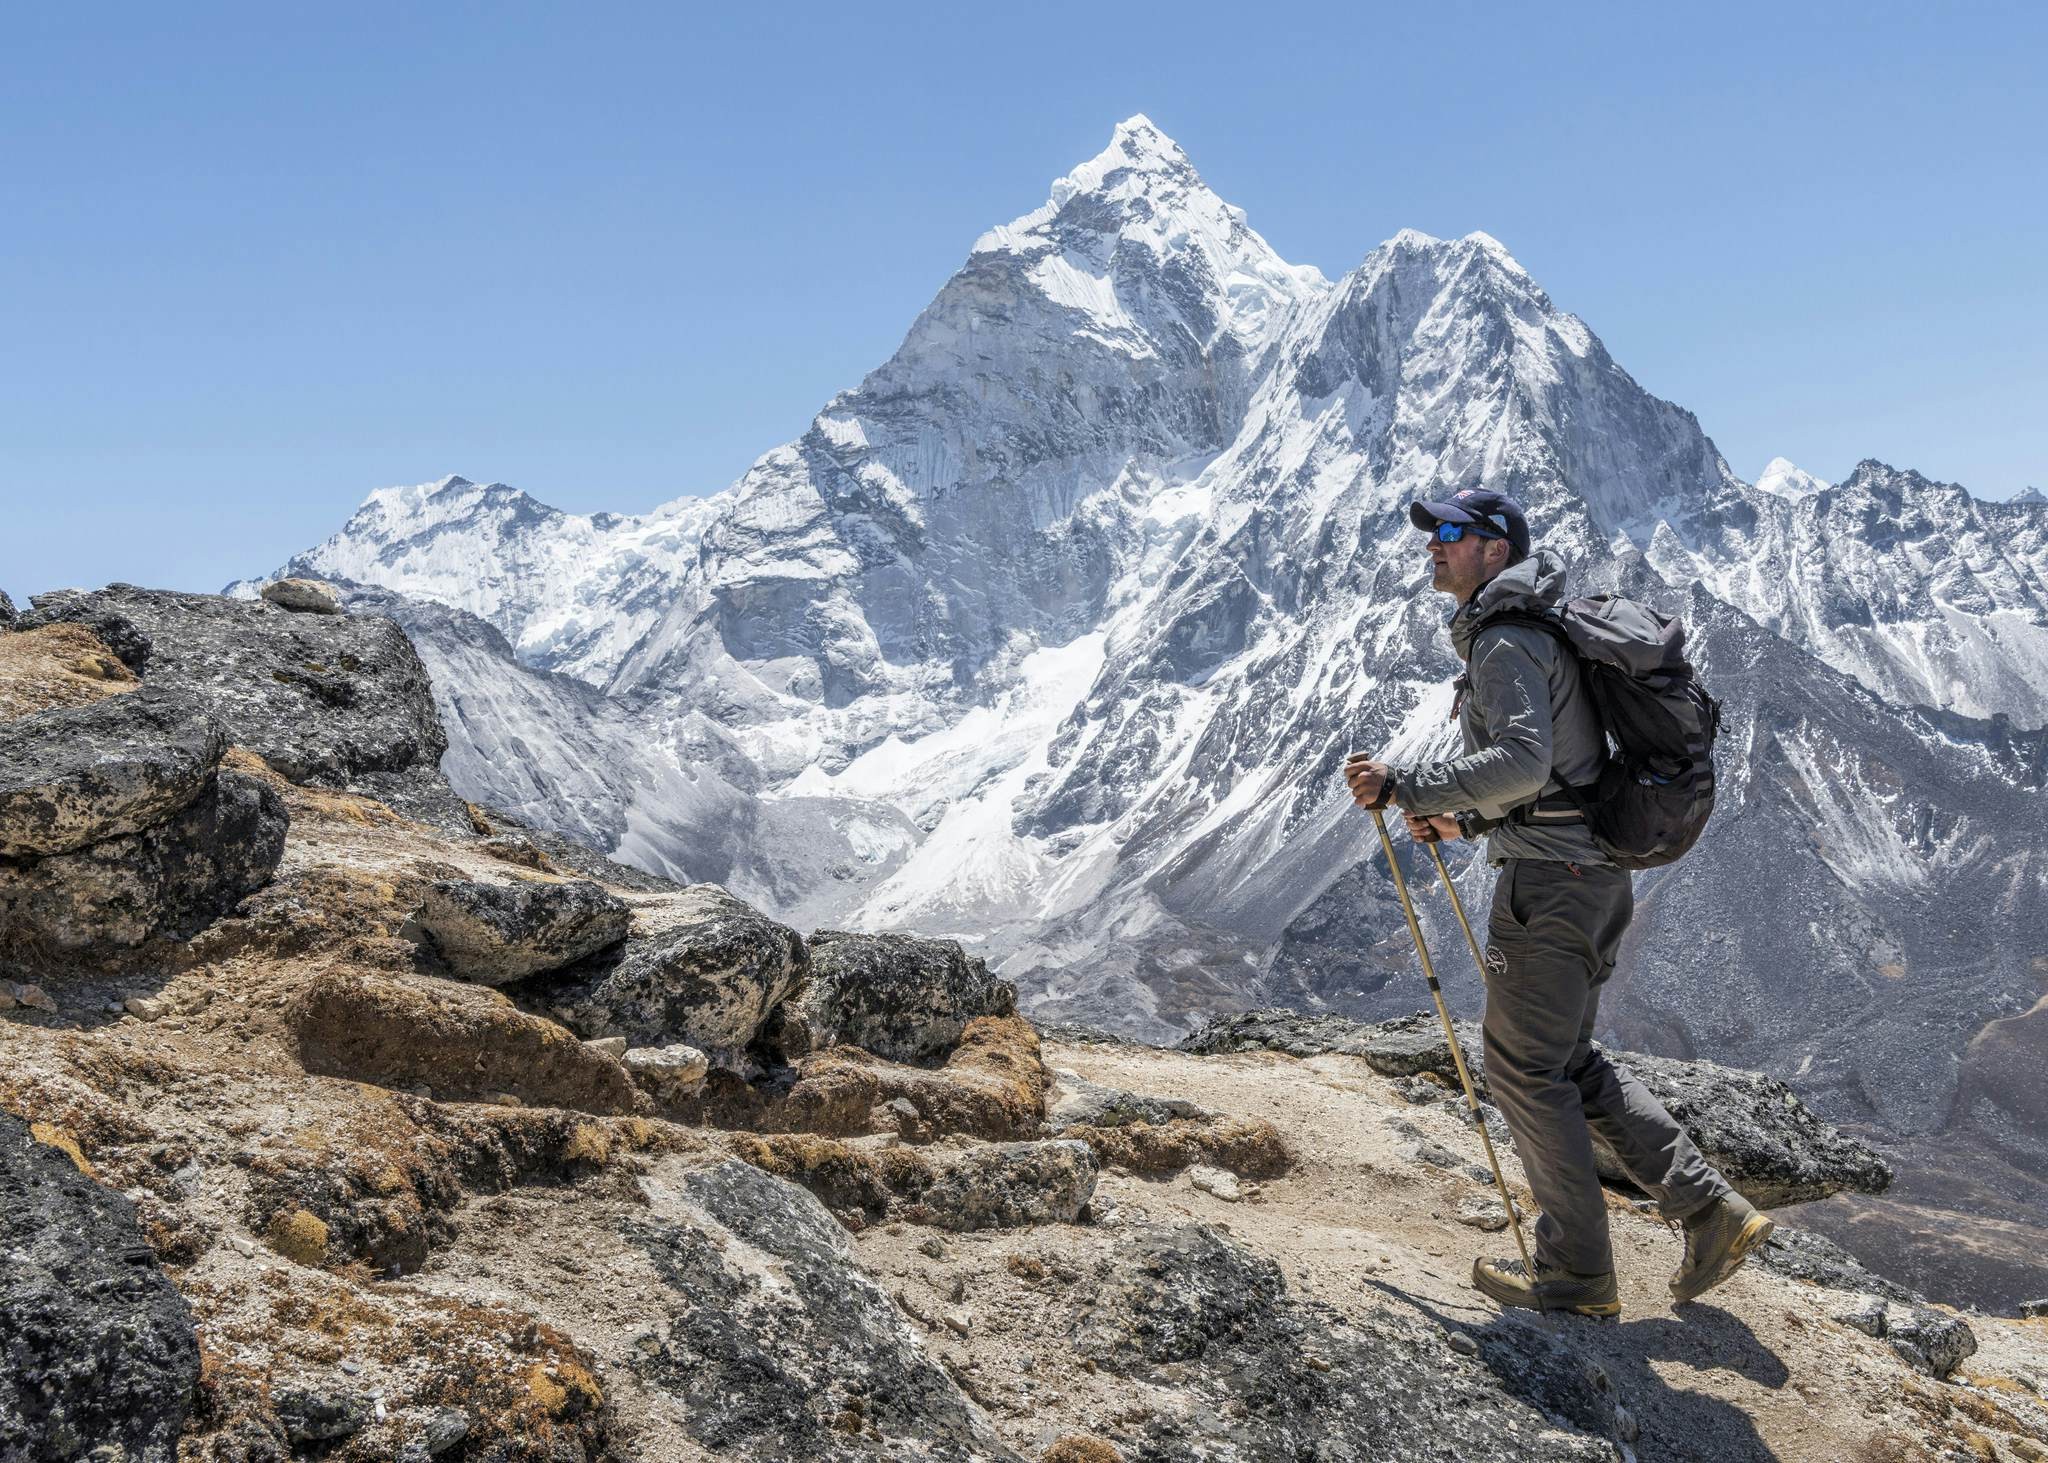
[4,1,2042,606]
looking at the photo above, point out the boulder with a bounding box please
[19,585,446,795]
[290,971,650,1114]
[260,578,345,615]
[0,587,13,627]
[0,685,223,857]
[0,767,287,951]
[1184,1009,1893,1208]
[916,1139,1098,1231]
[624,1159,1023,1460]
[0,1113,201,1461]
[1830,1297,1978,1379]
[413,878,630,984]
[793,929,1016,1063]
[527,884,806,1056]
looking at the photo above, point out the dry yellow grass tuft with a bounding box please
[525,1361,603,1417]
[562,1123,612,1166]
[265,1208,330,1267]
[0,624,138,722]
[1043,1436,1124,1462]
[28,1120,94,1176]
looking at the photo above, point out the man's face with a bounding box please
[1426,527,1507,601]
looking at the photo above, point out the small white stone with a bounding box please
[584,1036,629,1058]
[624,1043,710,1091]
[1188,1165,1242,1202]
[124,995,168,1020]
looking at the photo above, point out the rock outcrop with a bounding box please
[412,877,630,984]
[525,883,808,1057]
[1834,1297,1979,1380]
[1,1113,201,1461]
[795,929,1017,1064]
[0,678,288,954]
[19,584,449,815]
[1184,1009,1895,1207]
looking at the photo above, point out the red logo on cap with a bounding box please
[1455,490,1475,499]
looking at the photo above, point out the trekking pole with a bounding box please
[1368,808,1535,1276]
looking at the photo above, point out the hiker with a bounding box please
[1342,489,1771,1318]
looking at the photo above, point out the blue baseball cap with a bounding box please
[1409,488,1531,560]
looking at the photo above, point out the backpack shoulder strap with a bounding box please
[1467,607,1574,662]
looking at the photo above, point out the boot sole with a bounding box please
[1472,1264,1622,1319]
[1670,1211,1775,1303]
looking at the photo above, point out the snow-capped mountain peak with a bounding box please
[1755,456,1830,497]
[2015,484,2047,506]
[970,116,1325,355]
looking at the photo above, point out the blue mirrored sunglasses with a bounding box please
[1432,519,1506,544]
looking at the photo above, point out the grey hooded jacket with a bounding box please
[1396,550,1608,865]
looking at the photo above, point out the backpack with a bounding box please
[1474,595,1722,869]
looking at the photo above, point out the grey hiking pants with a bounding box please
[1482,857,1729,1275]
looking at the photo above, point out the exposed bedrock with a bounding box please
[0,1113,201,1462]
[19,584,448,805]
[0,766,287,952]
[626,1158,1025,1460]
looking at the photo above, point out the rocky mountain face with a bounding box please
[4,588,2044,1460]
[240,118,2048,1310]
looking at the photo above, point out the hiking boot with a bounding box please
[1669,1191,1775,1303]
[1471,1255,1621,1319]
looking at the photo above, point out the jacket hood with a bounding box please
[1450,549,1567,659]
